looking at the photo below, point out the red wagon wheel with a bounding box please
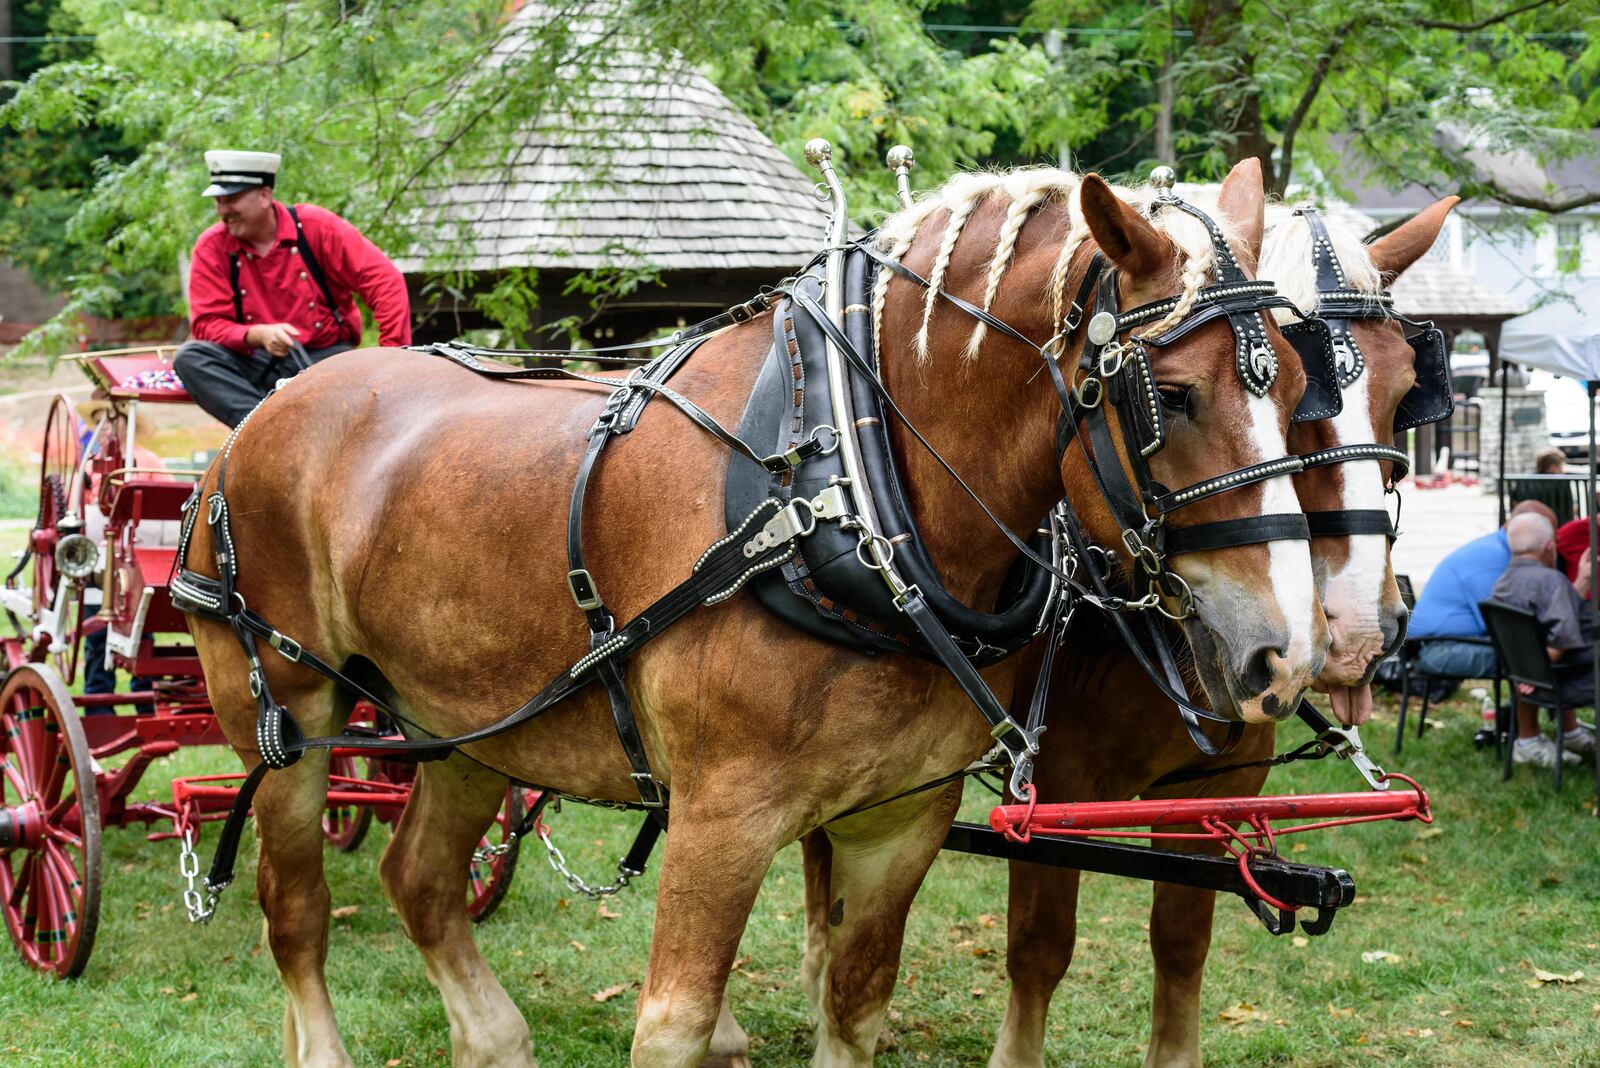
[467,786,543,924]
[10,396,86,683]
[0,663,102,978]
[321,751,374,852]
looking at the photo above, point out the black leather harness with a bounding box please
[167,198,1373,909]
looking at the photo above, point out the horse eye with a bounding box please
[1157,384,1195,418]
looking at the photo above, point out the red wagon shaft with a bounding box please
[983,774,1431,922]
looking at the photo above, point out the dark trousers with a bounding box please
[173,340,353,428]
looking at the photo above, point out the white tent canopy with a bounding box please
[1498,279,1600,380]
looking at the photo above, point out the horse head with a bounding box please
[1262,196,1460,723]
[1066,161,1327,723]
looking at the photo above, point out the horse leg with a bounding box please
[632,806,789,1068]
[988,861,1082,1068]
[1143,863,1217,1068]
[379,755,532,1068]
[237,680,352,1068]
[800,828,834,1019]
[810,785,963,1068]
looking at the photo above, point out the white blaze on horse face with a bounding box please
[1248,390,1321,700]
[1318,369,1393,682]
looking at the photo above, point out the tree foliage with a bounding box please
[2,0,1596,355]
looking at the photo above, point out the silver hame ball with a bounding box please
[886,145,915,170]
[1150,165,1177,190]
[804,139,833,166]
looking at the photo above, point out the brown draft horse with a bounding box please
[181,159,1322,1067]
[982,197,1461,1068]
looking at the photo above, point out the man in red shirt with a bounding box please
[174,149,411,426]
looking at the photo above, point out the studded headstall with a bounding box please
[1291,208,1455,540]
[1039,194,1337,754]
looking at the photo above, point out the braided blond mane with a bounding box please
[873,168,1244,365]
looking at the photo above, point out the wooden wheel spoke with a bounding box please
[8,852,33,910]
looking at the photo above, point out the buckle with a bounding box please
[567,569,602,612]
[728,301,755,324]
[631,772,667,808]
[268,630,303,663]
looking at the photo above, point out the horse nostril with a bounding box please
[1239,644,1286,694]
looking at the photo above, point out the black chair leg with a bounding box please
[1503,700,1516,782]
[1394,685,1409,756]
[1492,674,1505,758]
[1417,687,1432,739]
[1554,706,1565,792]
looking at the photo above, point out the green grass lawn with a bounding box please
[2,687,1598,1067]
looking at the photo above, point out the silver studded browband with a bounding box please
[1116,281,1279,331]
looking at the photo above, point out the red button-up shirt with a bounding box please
[188,200,411,354]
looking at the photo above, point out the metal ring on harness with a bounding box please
[1072,374,1104,410]
[1152,571,1198,621]
[1098,341,1126,378]
[855,530,897,573]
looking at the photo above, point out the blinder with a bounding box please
[1280,317,1343,424]
[1394,322,1453,432]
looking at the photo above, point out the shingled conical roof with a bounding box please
[396,3,825,274]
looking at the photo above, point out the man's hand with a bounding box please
[1575,548,1594,599]
[244,322,301,357]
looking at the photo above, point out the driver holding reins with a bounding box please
[174,149,411,427]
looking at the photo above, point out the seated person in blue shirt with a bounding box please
[1408,500,1559,679]
[1489,512,1597,768]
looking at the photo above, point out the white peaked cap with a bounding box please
[202,149,282,197]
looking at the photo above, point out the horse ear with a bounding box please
[1216,158,1265,272]
[1367,196,1461,284]
[1080,173,1169,277]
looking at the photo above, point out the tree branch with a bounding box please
[1418,0,1561,32]
[1276,24,1355,190]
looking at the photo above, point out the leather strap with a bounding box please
[1163,514,1311,555]
[1305,509,1395,539]
[286,205,353,345]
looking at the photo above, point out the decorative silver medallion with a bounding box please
[1235,312,1278,397]
[1331,333,1365,387]
[1087,311,1118,347]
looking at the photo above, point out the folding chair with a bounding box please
[1392,574,1503,756]
[1479,601,1599,799]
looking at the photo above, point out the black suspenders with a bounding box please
[226,204,353,344]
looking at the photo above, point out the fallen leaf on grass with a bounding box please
[1438,1009,1453,1017]
[1291,936,1309,948]
[386,1060,403,1066]
[181,992,198,1003]
[1530,968,1584,985]
[1454,1020,1474,1028]
[1361,950,1403,964]
[598,904,621,920]
[1329,1005,1356,1018]
[978,913,996,929]
[1219,1003,1267,1026]
[1417,827,1444,839]
[1290,842,1309,853]
[591,983,628,1003]
[971,988,985,998]
[569,940,586,952]
[331,905,359,919]
[159,987,175,995]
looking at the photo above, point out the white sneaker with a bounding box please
[1562,725,1596,757]
[1514,735,1582,768]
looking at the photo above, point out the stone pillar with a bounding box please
[1478,386,1548,493]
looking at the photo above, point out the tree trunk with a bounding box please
[1155,49,1174,164]
[1186,0,1280,192]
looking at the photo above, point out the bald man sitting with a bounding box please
[1488,512,1597,768]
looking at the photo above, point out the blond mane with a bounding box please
[1259,204,1385,322]
[873,167,1243,364]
